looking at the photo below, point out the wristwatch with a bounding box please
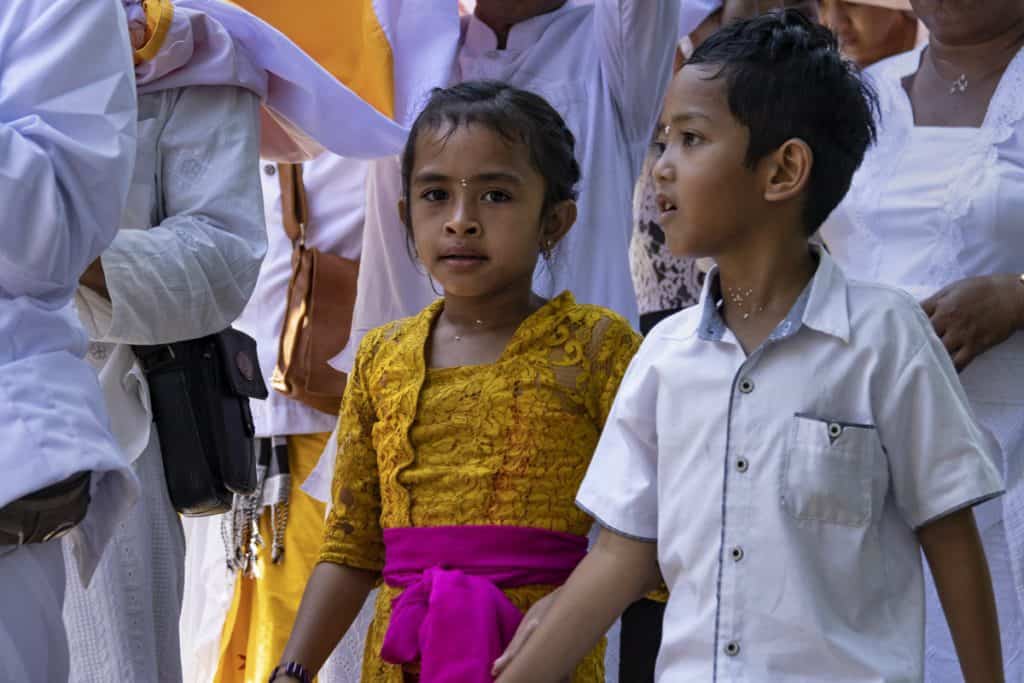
[268,662,312,683]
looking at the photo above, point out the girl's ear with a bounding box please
[541,199,577,249]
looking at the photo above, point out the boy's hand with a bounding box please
[492,589,560,677]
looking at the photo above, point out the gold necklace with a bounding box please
[725,287,765,320]
[452,319,484,342]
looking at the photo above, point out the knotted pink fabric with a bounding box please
[379,526,587,682]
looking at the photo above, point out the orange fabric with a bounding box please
[134,0,175,65]
[228,0,395,119]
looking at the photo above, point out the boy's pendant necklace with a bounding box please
[725,286,765,320]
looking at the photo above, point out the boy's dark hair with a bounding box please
[400,80,581,230]
[687,9,878,234]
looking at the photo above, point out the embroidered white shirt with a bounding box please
[577,249,1004,682]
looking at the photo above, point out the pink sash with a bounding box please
[379,526,587,682]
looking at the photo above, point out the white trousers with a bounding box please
[63,434,185,683]
[0,541,69,682]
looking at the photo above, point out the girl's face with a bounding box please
[400,123,574,299]
[819,1,917,67]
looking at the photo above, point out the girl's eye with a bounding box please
[421,189,448,201]
[681,132,702,147]
[481,190,511,203]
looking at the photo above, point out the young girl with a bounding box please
[271,81,640,683]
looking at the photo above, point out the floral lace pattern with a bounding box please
[320,292,640,682]
[630,147,704,315]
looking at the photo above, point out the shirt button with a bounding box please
[828,422,843,439]
[263,163,276,176]
[738,378,754,394]
[730,546,744,562]
[736,457,749,473]
[724,641,741,657]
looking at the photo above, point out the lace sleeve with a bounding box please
[319,330,385,571]
[585,314,642,427]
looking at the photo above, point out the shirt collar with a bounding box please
[696,245,851,344]
[462,1,579,54]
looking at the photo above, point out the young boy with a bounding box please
[493,10,1006,683]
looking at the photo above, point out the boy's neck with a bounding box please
[713,230,818,353]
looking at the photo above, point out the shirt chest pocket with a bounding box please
[781,413,882,527]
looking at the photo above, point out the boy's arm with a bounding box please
[493,528,660,683]
[918,507,1003,683]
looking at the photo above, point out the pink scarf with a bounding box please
[380,526,587,682]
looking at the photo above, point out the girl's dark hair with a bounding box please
[688,9,879,234]
[400,80,581,229]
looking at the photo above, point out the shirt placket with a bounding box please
[714,350,766,681]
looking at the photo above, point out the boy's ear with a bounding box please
[397,198,409,229]
[763,138,813,204]
[541,199,577,248]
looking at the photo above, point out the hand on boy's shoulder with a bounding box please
[921,274,1024,372]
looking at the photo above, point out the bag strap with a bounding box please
[277,163,310,247]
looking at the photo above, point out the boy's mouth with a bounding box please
[656,193,678,215]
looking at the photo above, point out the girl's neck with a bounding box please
[441,282,542,332]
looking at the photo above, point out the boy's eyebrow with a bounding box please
[412,171,524,185]
[669,111,712,126]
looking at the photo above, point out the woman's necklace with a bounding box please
[725,286,765,320]
[927,45,1016,96]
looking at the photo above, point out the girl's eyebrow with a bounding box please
[412,171,524,185]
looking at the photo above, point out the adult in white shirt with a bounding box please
[338,0,681,376]
[821,0,1024,678]
[0,1,138,681]
[66,2,266,681]
[211,154,375,683]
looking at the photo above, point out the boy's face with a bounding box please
[651,65,763,259]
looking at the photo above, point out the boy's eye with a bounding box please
[481,190,511,203]
[649,140,667,156]
[681,132,702,147]
[421,189,448,201]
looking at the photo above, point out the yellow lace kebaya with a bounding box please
[320,292,640,682]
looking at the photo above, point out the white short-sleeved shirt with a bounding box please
[577,248,1004,682]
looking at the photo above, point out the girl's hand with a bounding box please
[922,274,1024,372]
[491,589,560,678]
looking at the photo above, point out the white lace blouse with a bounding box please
[821,41,1024,610]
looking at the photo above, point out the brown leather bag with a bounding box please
[271,163,359,416]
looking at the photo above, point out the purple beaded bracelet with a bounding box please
[268,661,312,683]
